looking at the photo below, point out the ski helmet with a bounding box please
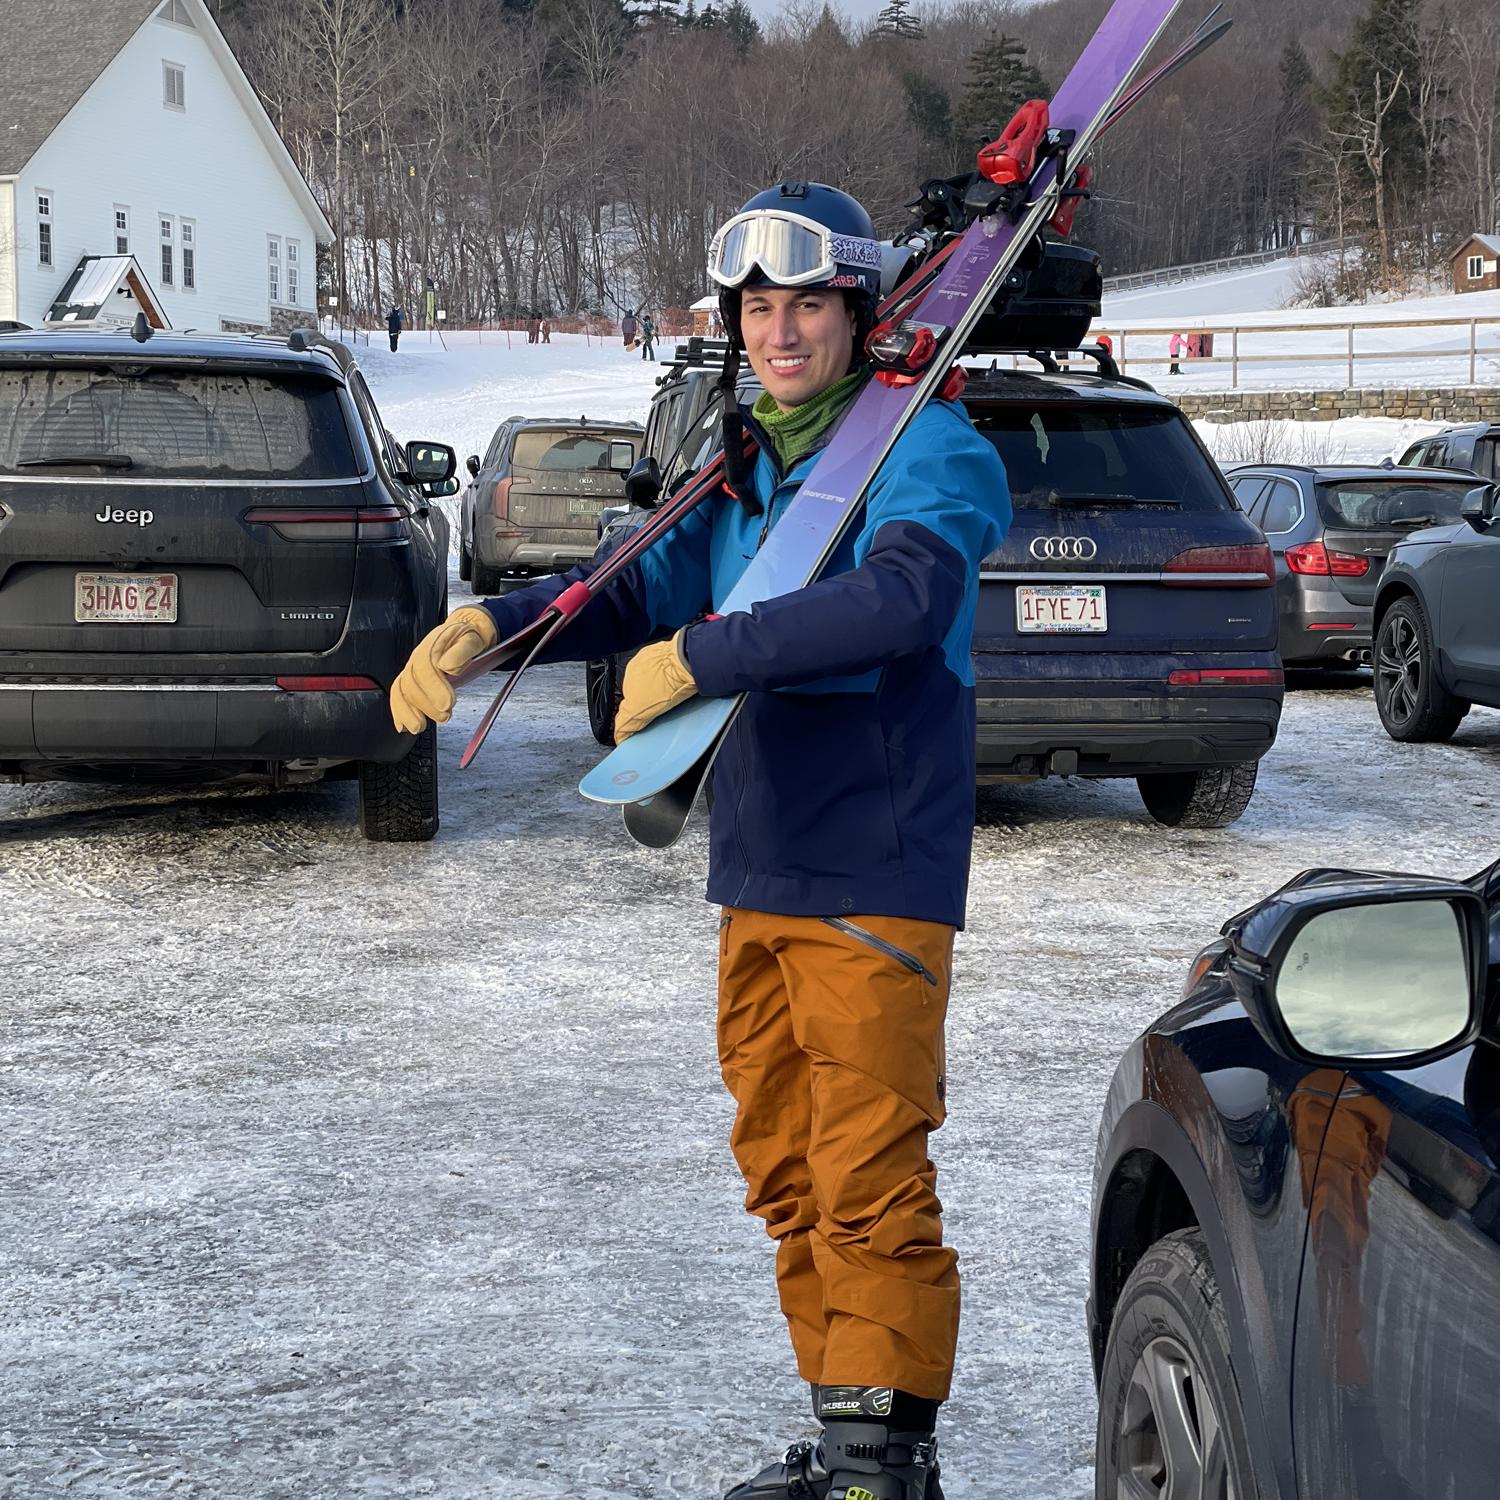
[709,181,884,351]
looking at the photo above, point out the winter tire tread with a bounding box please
[1136,762,1258,829]
[1374,597,1468,743]
[358,721,439,842]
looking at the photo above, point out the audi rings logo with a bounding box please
[1029,535,1098,562]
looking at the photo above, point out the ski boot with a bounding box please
[724,1387,943,1500]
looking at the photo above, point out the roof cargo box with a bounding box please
[964,241,1102,354]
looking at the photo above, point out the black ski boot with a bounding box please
[724,1386,943,1500]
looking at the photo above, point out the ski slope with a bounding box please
[1102,254,1311,321]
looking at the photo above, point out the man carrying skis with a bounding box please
[389,181,1010,1500]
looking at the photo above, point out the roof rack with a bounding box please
[668,336,734,370]
[970,344,1157,393]
[286,325,355,371]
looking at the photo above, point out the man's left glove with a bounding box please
[615,628,698,741]
[390,606,499,734]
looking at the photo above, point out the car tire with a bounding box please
[471,555,503,596]
[1374,597,1468,742]
[358,722,439,842]
[1094,1229,1257,1500]
[1137,763,1257,829]
[586,654,623,746]
[458,532,473,582]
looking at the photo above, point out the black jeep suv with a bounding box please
[0,328,454,841]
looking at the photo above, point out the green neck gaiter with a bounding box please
[752,371,865,471]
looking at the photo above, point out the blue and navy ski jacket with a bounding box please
[478,395,1011,927]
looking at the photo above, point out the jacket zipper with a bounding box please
[821,917,939,986]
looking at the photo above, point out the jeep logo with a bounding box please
[95,507,154,527]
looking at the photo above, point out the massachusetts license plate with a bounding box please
[75,572,178,623]
[1016,585,1107,634]
[568,497,605,515]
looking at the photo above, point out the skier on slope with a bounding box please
[388,181,1011,1500]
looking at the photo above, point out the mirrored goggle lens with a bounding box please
[709,215,834,288]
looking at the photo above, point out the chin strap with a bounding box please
[717,344,763,518]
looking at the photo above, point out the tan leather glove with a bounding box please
[390,606,499,734]
[614,629,698,741]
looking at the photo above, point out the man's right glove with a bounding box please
[390,606,499,734]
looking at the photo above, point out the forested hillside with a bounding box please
[205,0,1500,321]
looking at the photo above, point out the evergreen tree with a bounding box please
[954,34,1049,149]
[873,0,924,42]
[720,0,760,51]
[1272,40,1318,244]
[903,72,952,151]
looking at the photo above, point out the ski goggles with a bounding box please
[707,209,885,290]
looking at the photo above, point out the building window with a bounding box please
[163,61,185,110]
[159,216,175,287]
[1468,254,1485,281]
[114,206,130,255]
[156,0,194,25]
[36,192,53,268]
[286,239,300,305]
[268,235,281,304]
[181,220,195,290]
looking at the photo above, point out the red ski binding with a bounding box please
[1049,164,1095,237]
[867,320,942,389]
[977,100,1050,188]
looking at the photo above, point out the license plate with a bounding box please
[568,497,605,515]
[75,572,178,623]
[1016,585,1107,634]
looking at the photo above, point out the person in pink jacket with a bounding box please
[1169,331,1184,375]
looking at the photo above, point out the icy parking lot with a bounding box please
[4,664,1500,1500]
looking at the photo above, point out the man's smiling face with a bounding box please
[740,287,857,412]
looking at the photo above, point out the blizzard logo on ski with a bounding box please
[820,1386,893,1418]
[95,507,154,527]
[799,489,849,507]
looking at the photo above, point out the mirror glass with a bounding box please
[407,441,454,482]
[422,477,460,498]
[611,440,636,472]
[1276,899,1472,1059]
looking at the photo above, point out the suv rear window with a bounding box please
[1316,479,1475,530]
[512,429,633,472]
[970,404,1230,512]
[0,367,360,480]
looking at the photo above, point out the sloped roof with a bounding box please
[1454,234,1500,261]
[0,0,159,175]
[45,254,170,327]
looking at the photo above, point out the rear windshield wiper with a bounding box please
[1051,492,1178,507]
[1387,516,1449,529]
[18,453,135,469]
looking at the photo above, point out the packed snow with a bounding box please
[4,336,1498,1499]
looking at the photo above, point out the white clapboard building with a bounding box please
[0,0,333,333]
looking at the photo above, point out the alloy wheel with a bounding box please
[1376,612,1422,726]
[1117,1334,1236,1500]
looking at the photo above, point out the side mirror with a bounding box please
[625,456,663,510]
[405,440,456,485]
[610,440,636,473]
[1460,483,1500,529]
[1226,874,1487,1069]
[466,454,481,479]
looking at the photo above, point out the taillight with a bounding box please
[1169,668,1285,687]
[492,477,512,519]
[275,675,381,691]
[1162,542,1274,586]
[1285,540,1369,577]
[243,506,409,541]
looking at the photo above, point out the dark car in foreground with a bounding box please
[458,414,642,594]
[1091,859,1499,1498]
[0,328,454,840]
[1224,463,1480,667]
[586,341,1283,828]
[1372,478,1500,742]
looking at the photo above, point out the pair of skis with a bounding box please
[458,0,1231,848]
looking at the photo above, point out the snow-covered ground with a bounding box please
[5,340,1497,1499]
[1101,262,1500,392]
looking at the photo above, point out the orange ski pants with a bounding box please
[717,907,960,1400]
